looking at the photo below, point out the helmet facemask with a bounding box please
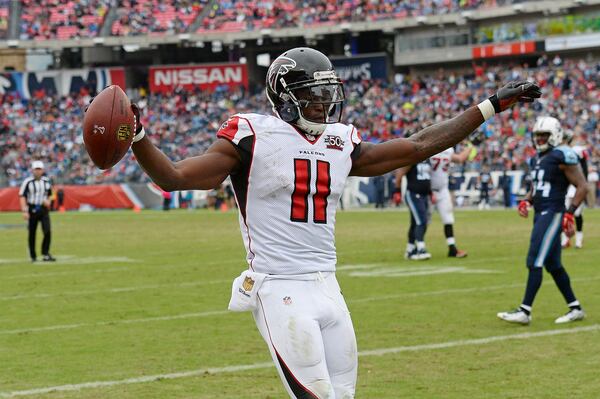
[284,74,345,136]
[265,48,345,137]
[532,116,563,152]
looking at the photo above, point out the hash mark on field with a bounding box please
[1,325,598,398]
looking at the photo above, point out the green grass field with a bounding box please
[1,208,599,398]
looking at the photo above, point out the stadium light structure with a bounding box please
[122,44,140,52]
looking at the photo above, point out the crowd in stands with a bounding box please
[1,56,598,190]
[8,0,542,39]
[199,0,529,33]
[111,0,206,36]
[20,0,111,40]
[0,0,8,39]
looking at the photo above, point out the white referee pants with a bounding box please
[253,272,357,399]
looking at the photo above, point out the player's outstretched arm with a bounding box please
[350,81,540,176]
[130,105,240,191]
[132,137,240,191]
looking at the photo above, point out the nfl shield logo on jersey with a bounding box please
[242,276,255,292]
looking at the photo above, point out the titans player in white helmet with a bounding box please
[498,116,587,325]
[123,47,540,398]
[430,144,473,257]
[560,129,589,249]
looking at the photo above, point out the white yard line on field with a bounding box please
[348,275,600,304]
[2,276,598,335]
[1,324,598,398]
[0,279,231,301]
[4,267,132,280]
[0,310,229,335]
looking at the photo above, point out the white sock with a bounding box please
[406,243,415,252]
[575,232,583,245]
[446,237,456,246]
[416,241,426,251]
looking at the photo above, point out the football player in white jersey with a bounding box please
[125,47,540,398]
[430,145,473,257]
[560,130,589,248]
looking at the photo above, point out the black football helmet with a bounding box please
[266,47,345,136]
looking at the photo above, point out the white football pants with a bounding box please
[253,272,357,399]
[433,188,455,225]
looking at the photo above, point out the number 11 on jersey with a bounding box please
[291,159,331,224]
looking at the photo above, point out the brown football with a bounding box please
[83,85,135,170]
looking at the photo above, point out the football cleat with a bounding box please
[409,249,431,261]
[448,249,467,258]
[404,249,416,260]
[555,308,585,324]
[497,309,531,325]
[42,254,56,262]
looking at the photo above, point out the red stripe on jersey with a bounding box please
[313,160,331,224]
[291,159,310,222]
[216,116,239,141]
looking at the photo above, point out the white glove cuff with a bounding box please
[477,99,496,121]
[132,127,146,143]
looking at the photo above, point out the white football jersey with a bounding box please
[217,113,361,275]
[430,148,454,191]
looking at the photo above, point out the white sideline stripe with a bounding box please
[3,276,598,335]
[1,325,598,398]
[0,279,230,301]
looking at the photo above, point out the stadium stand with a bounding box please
[198,0,538,33]
[111,0,207,36]
[1,59,598,186]
[19,0,111,40]
[0,0,9,39]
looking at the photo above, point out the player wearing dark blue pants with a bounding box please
[396,160,432,260]
[498,116,588,325]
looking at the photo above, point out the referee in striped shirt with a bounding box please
[19,161,56,262]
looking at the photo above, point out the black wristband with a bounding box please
[488,94,501,113]
[566,204,577,215]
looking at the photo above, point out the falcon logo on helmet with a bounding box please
[267,56,297,92]
[266,47,345,136]
[532,116,563,152]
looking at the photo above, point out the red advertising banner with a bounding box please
[0,185,134,211]
[472,41,536,59]
[149,63,248,93]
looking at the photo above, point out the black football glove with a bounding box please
[131,103,143,134]
[489,81,541,113]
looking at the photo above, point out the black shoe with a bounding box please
[42,254,56,262]
[31,257,37,263]
[448,249,468,258]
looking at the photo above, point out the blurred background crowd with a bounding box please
[1,56,598,188]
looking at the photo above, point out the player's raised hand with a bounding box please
[562,212,575,237]
[517,200,530,218]
[491,81,542,113]
[131,103,143,134]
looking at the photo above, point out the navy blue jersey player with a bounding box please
[396,160,432,260]
[498,116,588,325]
